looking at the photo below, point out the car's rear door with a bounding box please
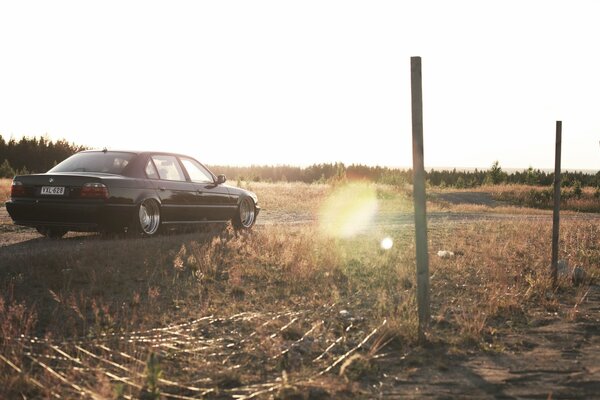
[148,155,198,222]
[178,157,235,221]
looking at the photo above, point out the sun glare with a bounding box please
[318,183,378,238]
[380,237,393,250]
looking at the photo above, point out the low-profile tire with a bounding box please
[232,197,256,230]
[133,199,161,236]
[36,227,68,239]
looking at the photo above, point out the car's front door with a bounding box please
[179,157,235,221]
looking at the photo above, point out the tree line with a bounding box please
[210,160,600,188]
[0,135,86,177]
[208,163,412,186]
[0,135,598,189]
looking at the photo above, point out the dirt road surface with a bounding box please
[432,191,504,207]
[3,204,599,248]
[378,285,600,398]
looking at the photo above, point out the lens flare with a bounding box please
[319,183,378,238]
[380,237,393,250]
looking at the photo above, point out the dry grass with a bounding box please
[430,201,551,215]
[0,179,10,205]
[0,224,416,398]
[428,184,600,215]
[428,219,600,345]
[1,181,600,397]
[236,180,414,217]
[481,184,600,213]
[242,181,331,214]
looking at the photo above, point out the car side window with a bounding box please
[180,158,214,183]
[151,155,186,181]
[145,159,159,179]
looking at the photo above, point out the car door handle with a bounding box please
[197,190,203,194]
[158,186,166,191]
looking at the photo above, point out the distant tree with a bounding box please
[197,160,598,188]
[330,162,347,184]
[15,166,29,176]
[525,166,540,185]
[561,172,572,187]
[0,159,14,178]
[0,134,86,173]
[573,180,583,199]
[486,161,506,185]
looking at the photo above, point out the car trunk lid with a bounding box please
[13,173,110,199]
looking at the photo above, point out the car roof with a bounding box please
[80,149,193,158]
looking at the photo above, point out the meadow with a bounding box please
[0,178,10,206]
[1,181,599,398]
[486,184,600,213]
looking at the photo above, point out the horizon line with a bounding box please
[205,163,599,174]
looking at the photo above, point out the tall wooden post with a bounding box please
[410,56,430,340]
[551,121,562,286]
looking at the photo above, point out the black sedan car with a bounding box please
[6,150,260,238]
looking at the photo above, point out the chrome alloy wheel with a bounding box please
[139,200,160,235]
[239,197,256,228]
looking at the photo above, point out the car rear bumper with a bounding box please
[6,199,135,232]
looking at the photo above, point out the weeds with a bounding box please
[487,184,600,213]
[567,287,591,321]
[0,178,10,205]
[140,353,162,399]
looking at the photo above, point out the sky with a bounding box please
[1,1,599,171]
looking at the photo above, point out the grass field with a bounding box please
[487,184,600,213]
[1,181,600,398]
[0,179,10,205]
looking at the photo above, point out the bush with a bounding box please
[527,188,552,208]
[573,180,583,199]
[0,159,14,178]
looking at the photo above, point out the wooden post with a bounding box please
[551,121,562,286]
[410,56,430,340]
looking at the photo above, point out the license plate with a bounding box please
[41,186,65,195]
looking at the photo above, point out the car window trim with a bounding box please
[151,155,187,182]
[176,157,192,183]
[178,157,216,184]
[145,158,160,180]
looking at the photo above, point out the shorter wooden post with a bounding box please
[551,121,562,286]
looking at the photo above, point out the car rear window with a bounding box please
[48,152,135,174]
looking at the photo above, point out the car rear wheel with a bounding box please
[36,227,68,239]
[135,199,161,236]
[232,197,256,230]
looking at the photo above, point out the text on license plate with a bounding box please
[41,186,65,195]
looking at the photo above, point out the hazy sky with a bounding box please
[1,1,599,170]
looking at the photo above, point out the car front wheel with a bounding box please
[232,197,256,230]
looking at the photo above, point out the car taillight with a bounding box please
[10,180,26,198]
[80,183,109,199]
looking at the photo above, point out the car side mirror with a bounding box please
[216,174,227,185]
